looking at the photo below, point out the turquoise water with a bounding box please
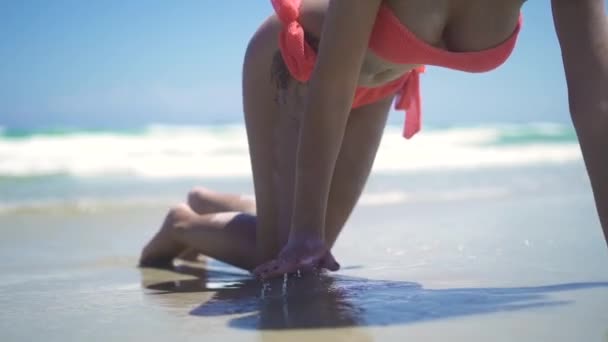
[0,121,585,215]
[0,122,578,143]
[0,123,581,180]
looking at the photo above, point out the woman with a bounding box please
[140,0,608,279]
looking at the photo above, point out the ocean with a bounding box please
[1,121,607,341]
[0,122,583,209]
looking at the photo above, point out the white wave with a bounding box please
[0,187,514,214]
[358,192,411,206]
[373,126,581,173]
[357,187,511,207]
[0,196,174,215]
[0,124,581,179]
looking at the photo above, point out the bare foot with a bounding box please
[139,203,196,268]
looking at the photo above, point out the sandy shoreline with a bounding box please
[1,171,607,341]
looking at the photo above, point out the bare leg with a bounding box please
[139,187,255,266]
[242,2,358,263]
[140,204,258,270]
[243,16,285,264]
[176,187,256,261]
[139,201,339,271]
[160,0,385,272]
[139,204,200,268]
[179,189,341,265]
[141,4,390,272]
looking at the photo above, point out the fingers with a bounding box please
[253,259,291,279]
[253,251,340,279]
[253,259,316,279]
[319,252,340,271]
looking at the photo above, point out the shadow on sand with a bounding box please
[141,265,608,331]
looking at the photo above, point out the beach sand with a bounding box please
[0,165,607,341]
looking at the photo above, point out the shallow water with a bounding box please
[0,166,607,341]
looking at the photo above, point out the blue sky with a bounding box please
[0,1,579,129]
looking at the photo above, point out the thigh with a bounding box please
[243,15,301,264]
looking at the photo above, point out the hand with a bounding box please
[253,235,339,279]
[319,250,340,272]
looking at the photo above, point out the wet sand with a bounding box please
[1,170,607,341]
[0,186,608,341]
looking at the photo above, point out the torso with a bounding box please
[297,0,526,87]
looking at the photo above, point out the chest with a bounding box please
[357,0,523,86]
[384,0,523,52]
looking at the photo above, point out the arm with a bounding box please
[290,0,382,238]
[253,0,382,277]
[552,0,608,245]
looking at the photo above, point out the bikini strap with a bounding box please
[271,0,317,82]
[396,66,426,139]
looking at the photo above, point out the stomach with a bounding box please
[301,26,418,88]
[358,50,420,87]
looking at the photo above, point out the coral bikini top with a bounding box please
[272,0,523,138]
